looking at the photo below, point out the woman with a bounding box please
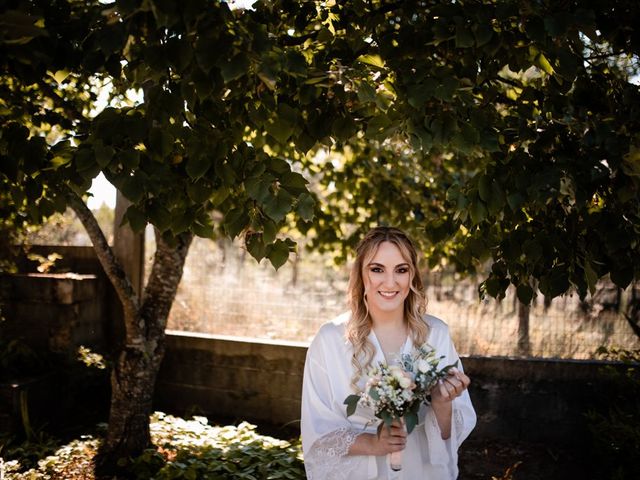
[301,227,476,479]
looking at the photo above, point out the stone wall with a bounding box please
[156,331,621,447]
[156,331,307,426]
[0,272,108,355]
[0,247,112,434]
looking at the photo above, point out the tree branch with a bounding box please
[62,184,141,337]
[141,229,193,341]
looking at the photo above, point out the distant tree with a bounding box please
[1,0,639,470]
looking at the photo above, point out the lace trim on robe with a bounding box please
[453,407,464,442]
[304,427,361,480]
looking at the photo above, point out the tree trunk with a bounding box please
[97,230,192,473]
[517,300,531,356]
[65,187,193,474]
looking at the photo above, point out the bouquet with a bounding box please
[344,344,457,471]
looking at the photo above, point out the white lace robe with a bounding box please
[301,313,476,480]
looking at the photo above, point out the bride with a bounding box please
[301,226,476,479]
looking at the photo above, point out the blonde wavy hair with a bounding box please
[346,226,428,389]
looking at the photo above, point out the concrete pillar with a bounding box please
[112,191,145,296]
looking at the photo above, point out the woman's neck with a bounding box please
[369,309,405,330]
[371,314,408,362]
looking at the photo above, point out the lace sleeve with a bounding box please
[304,427,362,480]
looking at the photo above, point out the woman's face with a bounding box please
[362,241,411,318]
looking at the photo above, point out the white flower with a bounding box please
[398,375,412,389]
[416,358,430,373]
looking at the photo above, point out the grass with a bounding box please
[167,237,640,359]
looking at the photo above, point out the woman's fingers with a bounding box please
[431,369,472,403]
[451,367,471,389]
[377,422,406,453]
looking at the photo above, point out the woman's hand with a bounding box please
[370,419,407,455]
[430,367,470,405]
[428,367,471,439]
[350,418,407,456]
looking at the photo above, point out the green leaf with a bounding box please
[469,199,487,224]
[121,175,145,203]
[94,142,115,168]
[357,81,377,103]
[484,277,507,299]
[295,193,315,221]
[406,83,430,109]
[344,394,360,417]
[267,239,290,270]
[187,181,213,204]
[148,128,174,158]
[192,220,214,239]
[268,157,290,174]
[332,116,357,142]
[245,175,273,203]
[369,386,380,401]
[120,150,140,170]
[356,54,385,68]
[478,176,491,202]
[166,37,193,72]
[186,154,212,180]
[224,207,249,239]
[170,209,192,235]
[280,171,308,195]
[507,192,525,211]
[215,161,237,186]
[380,410,392,427]
[266,117,295,144]
[516,284,534,305]
[583,260,598,296]
[148,203,172,232]
[24,179,43,201]
[455,24,474,48]
[246,233,266,262]
[487,182,505,215]
[0,10,48,45]
[124,205,147,233]
[405,412,419,434]
[263,190,293,223]
[622,145,640,177]
[610,265,633,289]
[210,187,230,206]
[220,53,250,83]
[474,24,493,47]
[262,218,277,244]
[535,53,554,75]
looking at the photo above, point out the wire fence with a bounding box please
[166,237,640,359]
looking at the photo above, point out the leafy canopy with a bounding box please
[1,0,639,300]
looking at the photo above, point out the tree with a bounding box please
[2,0,640,470]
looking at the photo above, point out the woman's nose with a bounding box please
[382,272,396,287]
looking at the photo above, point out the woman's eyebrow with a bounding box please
[366,262,385,267]
[366,262,410,268]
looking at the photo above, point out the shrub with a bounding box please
[2,412,306,479]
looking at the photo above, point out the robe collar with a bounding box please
[368,328,414,365]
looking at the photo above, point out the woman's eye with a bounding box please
[396,268,409,274]
[370,267,383,273]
